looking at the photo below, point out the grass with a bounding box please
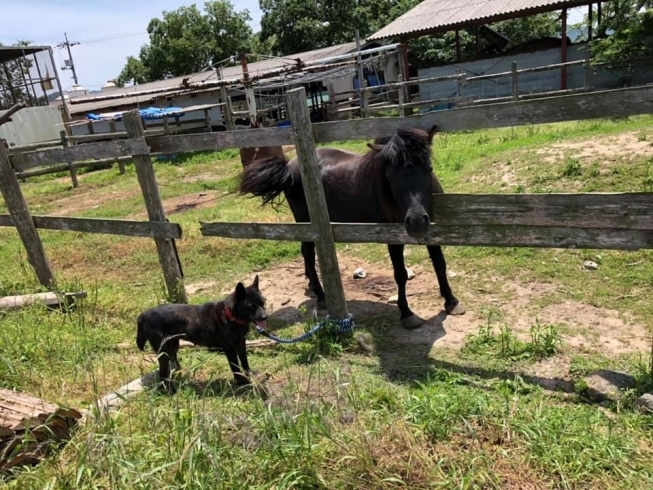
[1,116,653,488]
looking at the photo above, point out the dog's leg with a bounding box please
[158,353,175,394]
[225,347,249,385]
[170,337,181,372]
[237,339,251,375]
[302,241,326,309]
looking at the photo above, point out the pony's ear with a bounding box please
[252,274,259,289]
[235,282,247,300]
[367,143,384,152]
[427,124,438,143]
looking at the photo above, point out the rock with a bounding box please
[199,192,207,197]
[634,393,653,414]
[583,260,599,271]
[353,267,367,279]
[388,294,398,305]
[582,369,636,402]
[406,268,415,280]
[447,270,458,278]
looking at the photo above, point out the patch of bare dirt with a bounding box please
[49,188,140,217]
[244,255,650,359]
[535,131,653,167]
[127,191,226,219]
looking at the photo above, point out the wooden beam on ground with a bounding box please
[84,371,158,422]
[0,145,56,289]
[0,388,82,470]
[286,87,349,319]
[124,110,187,304]
[0,291,87,310]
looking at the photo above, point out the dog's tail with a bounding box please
[238,156,293,207]
[136,314,148,351]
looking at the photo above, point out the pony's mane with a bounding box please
[352,127,432,209]
[373,127,432,169]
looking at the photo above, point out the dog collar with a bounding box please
[224,307,249,325]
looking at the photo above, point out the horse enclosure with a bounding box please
[1,85,653,320]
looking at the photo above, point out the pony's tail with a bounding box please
[238,156,292,206]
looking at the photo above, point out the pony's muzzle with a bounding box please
[404,211,430,238]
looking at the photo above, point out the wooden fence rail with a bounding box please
[200,193,653,251]
[0,215,182,239]
[9,84,653,173]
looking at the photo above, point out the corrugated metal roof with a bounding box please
[67,42,359,115]
[368,0,586,41]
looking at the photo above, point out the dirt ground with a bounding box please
[191,253,650,356]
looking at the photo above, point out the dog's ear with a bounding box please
[252,274,259,290]
[427,124,438,143]
[235,282,247,300]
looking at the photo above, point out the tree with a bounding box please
[0,41,34,109]
[116,1,257,85]
[588,1,653,69]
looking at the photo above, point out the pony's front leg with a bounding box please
[301,241,326,309]
[388,244,423,329]
[427,245,466,315]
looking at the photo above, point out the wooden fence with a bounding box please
[1,84,653,318]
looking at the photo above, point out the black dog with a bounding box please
[136,275,268,393]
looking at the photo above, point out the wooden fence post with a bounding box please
[285,87,349,319]
[220,86,235,131]
[0,144,57,289]
[60,130,78,188]
[511,61,519,99]
[123,111,187,304]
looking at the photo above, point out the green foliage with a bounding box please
[0,41,34,109]
[116,1,255,85]
[589,1,653,71]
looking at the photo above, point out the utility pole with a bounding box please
[57,33,80,85]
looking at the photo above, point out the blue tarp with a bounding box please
[85,106,185,122]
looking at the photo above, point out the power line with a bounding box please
[78,31,147,45]
[56,33,80,85]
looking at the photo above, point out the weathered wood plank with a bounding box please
[199,221,653,250]
[147,126,293,154]
[286,88,349,318]
[9,138,149,171]
[0,145,56,289]
[124,110,187,304]
[200,222,316,241]
[0,215,181,238]
[311,84,653,143]
[429,193,653,229]
[0,291,87,309]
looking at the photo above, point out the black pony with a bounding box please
[238,126,465,329]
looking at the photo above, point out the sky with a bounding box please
[0,1,585,93]
[0,0,263,92]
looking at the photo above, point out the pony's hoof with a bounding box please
[401,314,424,329]
[446,302,466,315]
[316,298,327,310]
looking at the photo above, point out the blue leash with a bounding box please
[255,314,355,344]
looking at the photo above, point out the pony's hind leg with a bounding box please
[301,241,326,309]
[427,245,465,315]
[388,244,423,329]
